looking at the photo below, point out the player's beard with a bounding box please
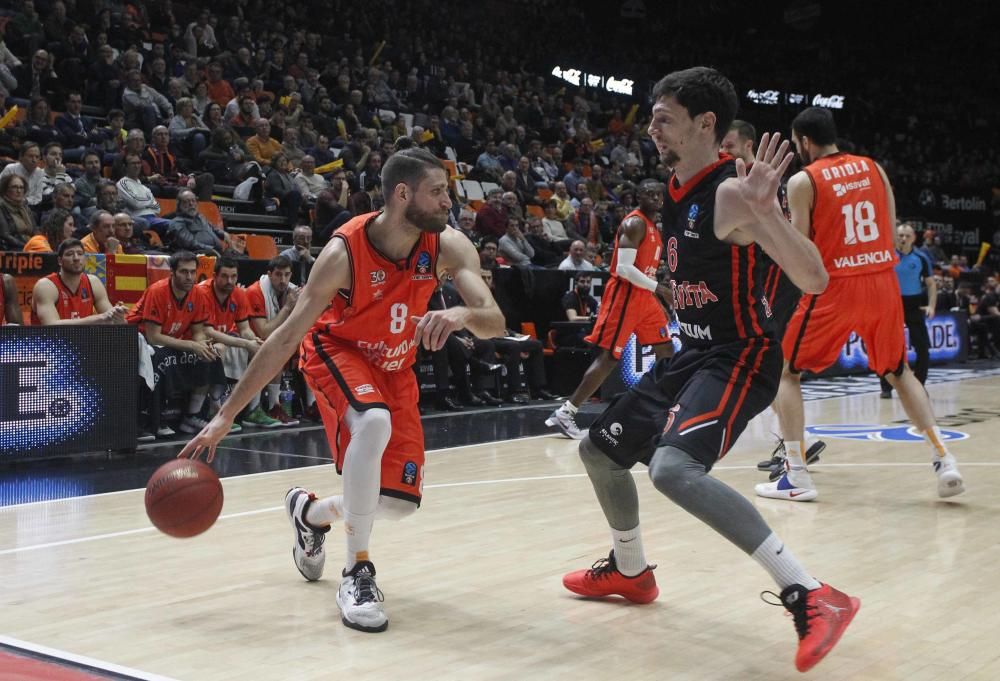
[405,202,448,233]
[62,260,84,275]
[661,148,680,167]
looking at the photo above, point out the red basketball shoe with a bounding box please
[766,583,861,672]
[562,551,659,604]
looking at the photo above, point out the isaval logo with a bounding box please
[1,336,100,452]
[805,424,969,442]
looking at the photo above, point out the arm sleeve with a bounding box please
[615,247,657,292]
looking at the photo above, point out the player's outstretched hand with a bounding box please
[734,132,794,218]
[412,308,470,352]
[177,413,234,463]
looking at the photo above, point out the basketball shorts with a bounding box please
[300,334,425,505]
[588,337,781,471]
[584,278,670,359]
[783,269,906,377]
[763,265,801,341]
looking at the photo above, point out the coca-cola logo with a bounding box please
[747,89,780,105]
[812,93,845,109]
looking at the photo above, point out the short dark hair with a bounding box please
[41,209,72,248]
[170,251,198,271]
[267,254,292,272]
[214,256,239,273]
[57,238,84,257]
[43,142,63,156]
[651,67,737,144]
[83,150,102,164]
[19,141,40,158]
[107,108,125,121]
[791,107,838,146]
[393,135,415,151]
[728,119,756,143]
[380,147,445,202]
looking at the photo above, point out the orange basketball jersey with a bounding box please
[126,278,209,339]
[607,208,662,280]
[309,212,441,373]
[197,278,251,334]
[30,273,96,325]
[804,152,896,279]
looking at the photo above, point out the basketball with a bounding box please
[145,459,224,538]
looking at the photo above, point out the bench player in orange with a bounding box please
[756,107,965,501]
[180,148,505,633]
[546,179,674,438]
[31,238,126,325]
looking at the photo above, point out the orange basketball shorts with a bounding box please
[783,268,906,377]
[300,334,425,504]
[585,278,670,359]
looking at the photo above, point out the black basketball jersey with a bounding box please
[662,156,773,348]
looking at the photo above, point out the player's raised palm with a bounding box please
[734,132,793,218]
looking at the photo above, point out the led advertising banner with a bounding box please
[0,326,138,457]
[605,312,968,394]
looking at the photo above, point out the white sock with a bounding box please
[305,386,316,407]
[785,440,807,470]
[264,384,280,409]
[187,391,207,415]
[561,400,578,415]
[306,494,343,527]
[921,426,951,460]
[209,384,226,401]
[248,391,261,411]
[611,524,646,577]
[751,533,821,591]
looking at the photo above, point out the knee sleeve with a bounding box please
[344,407,392,458]
[579,434,616,472]
[377,495,418,521]
[647,446,706,498]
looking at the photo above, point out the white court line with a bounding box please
[0,634,179,681]
[0,433,559,511]
[3,461,998,557]
[7,365,997,512]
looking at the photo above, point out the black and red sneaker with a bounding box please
[563,551,659,604]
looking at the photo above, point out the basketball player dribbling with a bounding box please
[180,148,506,633]
[755,107,965,501]
[546,179,674,439]
[562,67,859,673]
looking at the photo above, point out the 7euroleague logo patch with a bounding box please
[805,424,969,442]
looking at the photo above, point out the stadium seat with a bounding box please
[238,234,278,259]
[521,322,554,357]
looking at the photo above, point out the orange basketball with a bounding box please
[145,459,224,538]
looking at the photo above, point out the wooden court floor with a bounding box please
[2,376,1000,680]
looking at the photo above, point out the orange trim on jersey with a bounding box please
[720,338,769,454]
[676,340,755,432]
[746,246,763,336]
[730,245,746,338]
[668,155,731,203]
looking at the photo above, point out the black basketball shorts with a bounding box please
[588,337,782,471]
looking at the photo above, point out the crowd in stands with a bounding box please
[0,0,998,436]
